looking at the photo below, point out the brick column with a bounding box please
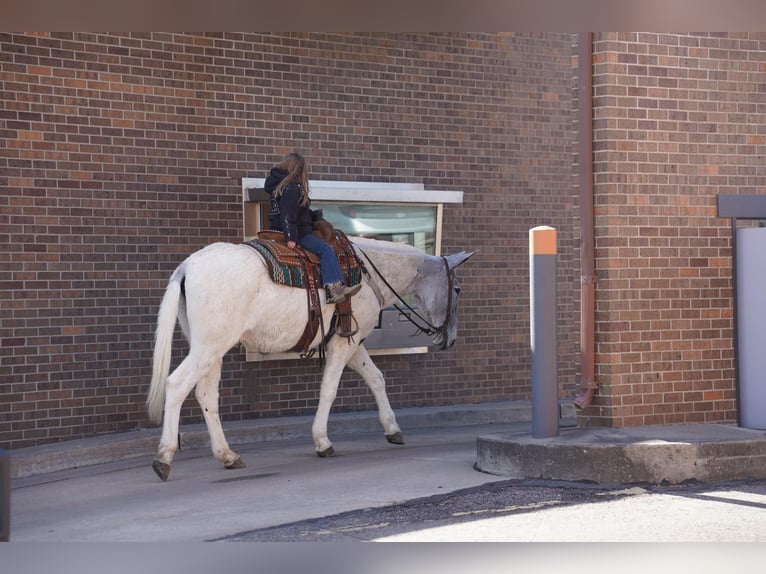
[578,33,764,427]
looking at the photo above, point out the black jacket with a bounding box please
[263,167,320,242]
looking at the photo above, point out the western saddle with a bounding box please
[245,222,364,357]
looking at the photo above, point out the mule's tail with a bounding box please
[146,267,184,424]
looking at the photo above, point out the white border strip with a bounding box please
[242,178,463,204]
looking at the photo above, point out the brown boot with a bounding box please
[344,282,362,299]
[326,282,361,304]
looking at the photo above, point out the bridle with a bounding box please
[356,248,454,340]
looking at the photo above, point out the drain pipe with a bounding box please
[574,32,598,410]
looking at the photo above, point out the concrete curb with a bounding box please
[476,423,766,485]
[9,400,576,479]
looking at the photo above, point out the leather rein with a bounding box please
[356,248,453,340]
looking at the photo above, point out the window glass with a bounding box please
[315,202,437,255]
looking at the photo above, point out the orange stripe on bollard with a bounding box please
[529,225,557,255]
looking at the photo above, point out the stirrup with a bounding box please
[336,316,359,339]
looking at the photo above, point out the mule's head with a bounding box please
[414,250,476,350]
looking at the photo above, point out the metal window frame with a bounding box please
[241,178,463,361]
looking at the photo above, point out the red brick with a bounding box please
[4,31,759,447]
[576,32,764,429]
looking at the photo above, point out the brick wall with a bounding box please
[580,32,766,427]
[1,32,580,449]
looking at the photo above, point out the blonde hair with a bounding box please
[274,152,310,207]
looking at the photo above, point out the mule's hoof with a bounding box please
[152,459,171,482]
[224,456,246,470]
[317,446,335,458]
[386,432,405,445]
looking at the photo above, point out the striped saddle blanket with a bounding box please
[245,229,362,290]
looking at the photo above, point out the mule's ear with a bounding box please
[445,250,477,270]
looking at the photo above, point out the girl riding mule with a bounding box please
[146,236,475,481]
[265,152,361,304]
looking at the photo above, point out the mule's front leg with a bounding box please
[311,345,349,457]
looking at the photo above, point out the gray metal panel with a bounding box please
[735,227,766,429]
[717,194,766,219]
[363,308,433,350]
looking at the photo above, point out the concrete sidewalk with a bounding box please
[8,401,541,542]
[9,399,553,479]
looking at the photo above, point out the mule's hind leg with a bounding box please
[153,354,200,481]
[347,345,404,445]
[194,357,245,470]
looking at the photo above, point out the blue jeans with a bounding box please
[298,233,344,286]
